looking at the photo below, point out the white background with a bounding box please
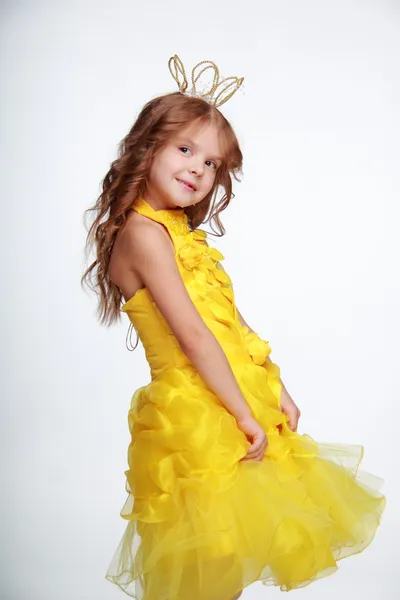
[1,0,398,598]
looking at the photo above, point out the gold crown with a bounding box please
[168,54,244,108]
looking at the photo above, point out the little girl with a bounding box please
[82,55,386,600]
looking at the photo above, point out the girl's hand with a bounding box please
[280,387,301,432]
[237,414,268,462]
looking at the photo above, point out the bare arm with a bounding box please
[127,224,252,421]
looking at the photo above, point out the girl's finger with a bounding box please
[289,415,299,431]
[243,447,261,460]
[243,448,266,462]
[247,436,264,454]
[246,439,267,459]
[247,443,261,455]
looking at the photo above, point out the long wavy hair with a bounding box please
[81,91,243,326]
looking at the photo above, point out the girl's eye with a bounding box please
[179,147,217,170]
[206,160,217,170]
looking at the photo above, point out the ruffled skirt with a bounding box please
[105,361,386,599]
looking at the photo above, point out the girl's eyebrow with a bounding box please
[177,137,222,162]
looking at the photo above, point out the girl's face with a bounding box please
[144,121,223,209]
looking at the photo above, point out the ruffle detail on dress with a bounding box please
[176,229,235,314]
[192,228,208,242]
[117,372,251,525]
[240,325,272,365]
[177,232,224,273]
[106,372,386,599]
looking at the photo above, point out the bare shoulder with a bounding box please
[110,212,211,349]
[108,211,174,300]
[114,211,173,269]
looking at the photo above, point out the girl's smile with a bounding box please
[143,121,222,209]
[176,178,197,192]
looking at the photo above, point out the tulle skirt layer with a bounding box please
[105,362,386,599]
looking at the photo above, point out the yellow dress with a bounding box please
[105,197,386,599]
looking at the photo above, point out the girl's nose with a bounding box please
[191,162,204,177]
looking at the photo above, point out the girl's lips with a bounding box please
[176,178,196,192]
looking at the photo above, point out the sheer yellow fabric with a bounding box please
[105,197,386,599]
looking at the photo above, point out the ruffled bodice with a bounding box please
[122,197,273,379]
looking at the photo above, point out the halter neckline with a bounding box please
[131,197,190,234]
